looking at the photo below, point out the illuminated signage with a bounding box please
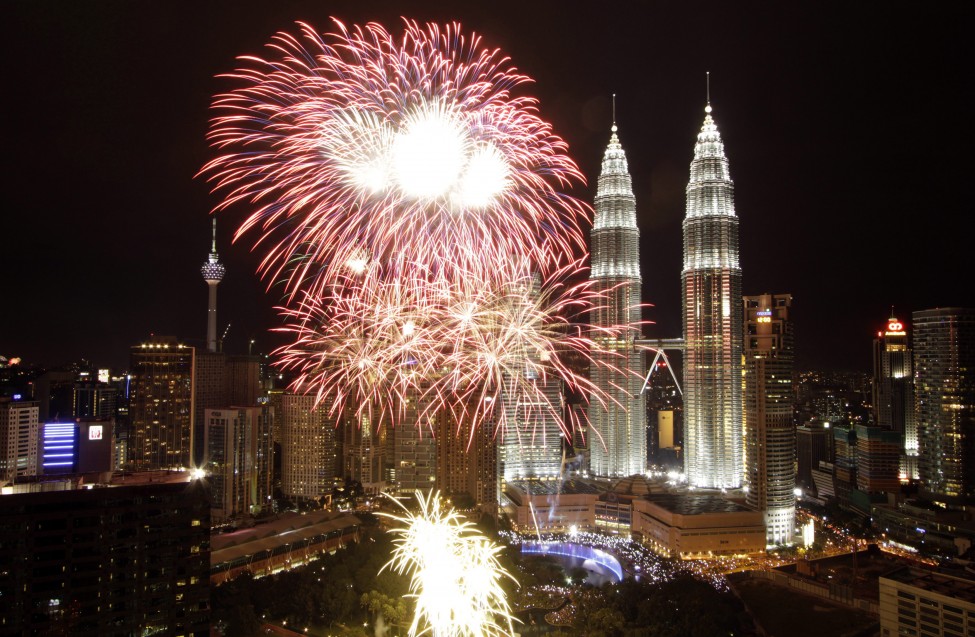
[89,425,103,441]
[756,309,772,323]
[756,310,772,316]
[757,317,771,323]
[43,423,76,468]
[885,319,906,336]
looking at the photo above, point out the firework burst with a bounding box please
[202,19,587,298]
[383,492,517,637]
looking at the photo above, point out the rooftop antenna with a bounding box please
[706,71,712,114]
[612,93,617,132]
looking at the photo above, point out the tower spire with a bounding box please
[211,217,218,254]
[705,71,712,114]
[612,93,617,131]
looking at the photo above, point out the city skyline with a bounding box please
[4,2,973,373]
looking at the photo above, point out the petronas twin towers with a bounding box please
[588,123,646,477]
[590,102,742,488]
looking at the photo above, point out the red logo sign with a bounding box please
[888,321,903,332]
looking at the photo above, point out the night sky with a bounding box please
[4,1,972,373]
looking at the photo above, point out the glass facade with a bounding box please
[913,307,975,500]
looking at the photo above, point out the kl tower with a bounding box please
[201,218,226,353]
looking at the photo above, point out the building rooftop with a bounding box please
[644,493,753,516]
[507,479,604,496]
[211,510,361,566]
[883,566,975,604]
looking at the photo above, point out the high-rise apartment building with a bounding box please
[682,102,743,489]
[280,393,339,500]
[872,315,918,479]
[128,337,195,471]
[0,479,210,636]
[343,411,386,492]
[391,392,437,493]
[436,406,498,513]
[913,308,975,501]
[205,406,273,520]
[0,398,39,483]
[588,119,646,478]
[743,293,795,544]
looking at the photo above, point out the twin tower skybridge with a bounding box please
[636,338,685,396]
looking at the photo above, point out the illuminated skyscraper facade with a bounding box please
[129,338,195,471]
[589,122,646,477]
[743,293,795,544]
[913,308,975,501]
[682,104,743,489]
[872,315,917,478]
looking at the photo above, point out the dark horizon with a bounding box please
[4,1,973,373]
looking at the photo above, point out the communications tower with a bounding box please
[201,218,226,353]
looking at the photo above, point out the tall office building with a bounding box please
[280,393,340,500]
[72,382,117,420]
[128,337,195,471]
[855,425,902,493]
[205,406,273,520]
[501,376,564,481]
[193,350,226,467]
[743,293,795,544]
[872,315,918,478]
[0,398,39,483]
[682,102,743,489]
[913,308,975,501]
[588,119,646,477]
[227,354,262,406]
[796,422,829,490]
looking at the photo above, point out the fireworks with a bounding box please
[202,19,587,296]
[273,256,624,436]
[383,492,516,637]
[203,19,637,443]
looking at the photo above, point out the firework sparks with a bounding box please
[383,492,516,637]
[273,257,629,440]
